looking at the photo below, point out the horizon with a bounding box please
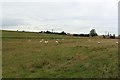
[1,29,119,36]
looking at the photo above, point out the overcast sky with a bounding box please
[1,0,119,35]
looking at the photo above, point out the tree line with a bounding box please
[38,29,98,37]
[20,29,118,38]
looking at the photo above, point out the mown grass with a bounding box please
[2,30,118,78]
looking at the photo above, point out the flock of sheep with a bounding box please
[28,38,64,44]
[85,39,118,44]
[96,41,118,44]
[97,40,118,44]
[28,38,118,45]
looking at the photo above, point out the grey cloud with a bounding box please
[2,1,118,35]
[2,18,30,27]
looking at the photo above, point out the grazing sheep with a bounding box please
[97,41,101,44]
[28,39,31,42]
[44,41,48,44]
[40,41,42,43]
[62,39,64,40]
[40,39,44,43]
[56,40,59,44]
[116,41,118,44]
[88,39,91,42]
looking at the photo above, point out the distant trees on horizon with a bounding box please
[18,28,118,39]
[39,30,67,35]
[103,33,116,39]
[38,29,98,37]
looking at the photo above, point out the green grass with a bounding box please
[2,30,118,78]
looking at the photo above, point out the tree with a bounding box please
[113,34,115,37]
[107,32,109,36]
[103,35,105,38]
[46,30,51,33]
[61,31,66,35]
[89,29,98,37]
[119,35,120,37]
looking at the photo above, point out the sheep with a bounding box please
[28,39,31,42]
[44,41,48,44]
[62,39,64,40]
[88,39,91,42]
[116,41,118,44]
[39,40,42,43]
[97,41,101,44]
[41,39,44,41]
[40,39,44,43]
[56,40,59,44]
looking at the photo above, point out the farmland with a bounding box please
[2,30,118,78]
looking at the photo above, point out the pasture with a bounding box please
[2,30,118,78]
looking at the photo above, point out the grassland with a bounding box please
[2,30,118,78]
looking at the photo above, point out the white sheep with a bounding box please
[62,39,64,40]
[116,41,118,44]
[97,41,101,44]
[40,39,44,43]
[88,39,91,42]
[44,41,48,44]
[28,39,31,42]
[56,40,59,44]
[41,39,44,41]
[40,41,42,43]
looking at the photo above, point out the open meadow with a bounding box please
[2,30,118,78]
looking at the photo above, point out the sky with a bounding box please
[1,0,119,35]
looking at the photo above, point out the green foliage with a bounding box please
[89,29,98,37]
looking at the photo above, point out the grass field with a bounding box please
[2,30,118,78]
